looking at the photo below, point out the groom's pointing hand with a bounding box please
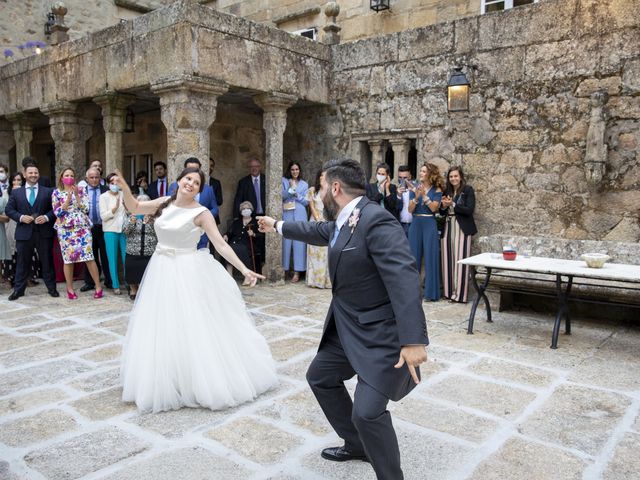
[394,345,428,384]
[257,216,277,233]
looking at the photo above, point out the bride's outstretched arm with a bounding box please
[196,210,266,286]
[113,170,166,215]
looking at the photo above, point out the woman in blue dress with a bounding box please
[281,162,309,282]
[408,162,444,301]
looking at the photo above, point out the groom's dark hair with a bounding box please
[322,159,366,196]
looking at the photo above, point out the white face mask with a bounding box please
[241,209,253,217]
[376,174,387,183]
[0,173,6,182]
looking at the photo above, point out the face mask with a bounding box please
[109,184,120,193]
[62,177,75,186]
[241,209,252,217]
[376,174,386,183]
[0,173,6,182]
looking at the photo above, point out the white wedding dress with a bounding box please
[120,203,277,413]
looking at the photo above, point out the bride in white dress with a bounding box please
[116,167,277,413]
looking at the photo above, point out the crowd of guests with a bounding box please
[0,155,476,304]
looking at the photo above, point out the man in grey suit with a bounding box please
[259,159,428,480]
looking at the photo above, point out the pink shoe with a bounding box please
[93,289,104,299]
[67,290,78,300]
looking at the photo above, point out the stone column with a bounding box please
[41,101,92,178]
[93,92,135,175]
[367,139,385,181]
[6,112,36,163]
[151,75,228,181]
[254,92,297,283]
[0,119,16,169]
[389,138,411,180]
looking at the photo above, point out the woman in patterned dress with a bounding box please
[305,170,331,289]
[52,167,103,299]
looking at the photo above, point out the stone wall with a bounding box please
[217,0,480,42]
[324,0,640,245]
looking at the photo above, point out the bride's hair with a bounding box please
[153,167,206,219]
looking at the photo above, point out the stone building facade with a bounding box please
[0,0,638,282]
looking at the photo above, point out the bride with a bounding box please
[116,167,277,413]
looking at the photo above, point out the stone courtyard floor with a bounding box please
[0,280,639,480]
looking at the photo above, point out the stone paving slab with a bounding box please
[0,281,638,479]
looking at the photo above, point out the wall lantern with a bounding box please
[124,108,135,133]
[370,0,390,12]
[447,67,470,112]
[44,12,55,36]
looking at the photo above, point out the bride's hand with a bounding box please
[242,269,265,287]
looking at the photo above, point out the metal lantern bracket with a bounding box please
[370,0,390,12]
[45,12,55,36]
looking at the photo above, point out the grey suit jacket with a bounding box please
[282,197,429,401]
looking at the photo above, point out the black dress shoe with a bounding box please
[79,284,94,292]
[8,291,24,301]
[321,446,369,463]
[48,289,60,298]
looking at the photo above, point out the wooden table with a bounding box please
[459,253,640,349]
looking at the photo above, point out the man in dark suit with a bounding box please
[208,157,223,225]
[234,157,266,263]
[79,167,112,292]
[147,161,168,200]
[168,157,218,250]
[5,163,59,300]
[259,159,428,480]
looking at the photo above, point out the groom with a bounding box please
[259,159,428,480]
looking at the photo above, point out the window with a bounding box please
[482,0,538,14]
[291,27,317,41]
[123,154,153,185]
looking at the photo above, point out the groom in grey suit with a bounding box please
[259,159,428,480]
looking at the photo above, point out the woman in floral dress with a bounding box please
[52,167,103,299]
[306,170,331,289]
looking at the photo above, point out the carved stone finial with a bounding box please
[323,2,341,45]
[50,2,70,45]
[584,90,608,186]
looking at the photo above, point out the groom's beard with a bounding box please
[322,191,339,221]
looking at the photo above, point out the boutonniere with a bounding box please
[348,208,360,233]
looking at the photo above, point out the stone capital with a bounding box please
[93,92,136,134]
[254,92,297,113]
[389,138,411,148]
[151,75,229,102]
[6,112,38,130]
[41,101,78,125]
[93,92,136,112]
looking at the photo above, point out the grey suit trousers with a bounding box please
[306,323,403,480]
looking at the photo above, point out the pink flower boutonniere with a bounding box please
[348,208,361,233]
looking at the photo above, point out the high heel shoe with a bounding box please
[93,289,104,299]
[67,290,78,300]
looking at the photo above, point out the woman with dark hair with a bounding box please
[116,167,276,413]
[305,169,331,288]
[52,167,103,299]
[132,170,149,196]
[365,162,397,218]
[440,166,477,303]
[281,161,309,282]
[408,162,444,301]
[1,173,25,283]
[100,172,127,294]
[0,171,11,284]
